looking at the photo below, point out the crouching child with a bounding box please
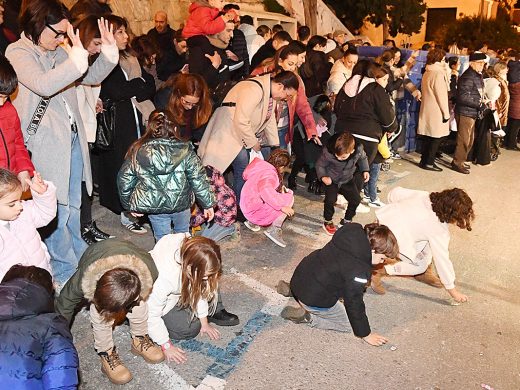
[56,239,164,385]
[278,222,399,346]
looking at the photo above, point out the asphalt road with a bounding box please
[74,150,520,390]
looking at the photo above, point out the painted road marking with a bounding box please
[147,359,194,390]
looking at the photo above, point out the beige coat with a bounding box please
[197,74,278,173]
[417,62,450,138]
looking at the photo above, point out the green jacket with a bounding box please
[55,239,159,324]
[117,138,216,214]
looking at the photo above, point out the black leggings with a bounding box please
[323,172,363,222]
[288,130,309,181]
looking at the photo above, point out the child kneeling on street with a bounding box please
[56,239,164,385]
[316,132,370,235]
[278,222,399,346]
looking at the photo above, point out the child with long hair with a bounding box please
[148,234,239,364]
[0,168,56,281]
[118,110,216,241]
[240,149,295,248]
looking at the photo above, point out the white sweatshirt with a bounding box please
[147,233,209,345]
[375,187,456,289]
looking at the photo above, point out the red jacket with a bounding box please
[182,2,225,38]
[250,65,317,143]
[0,102,34,175]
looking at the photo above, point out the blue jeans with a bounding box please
[232,146,271,204]
[149,209,191,242]
[364,163,381,202]
[278,126,289,149]
[200,221,237,242]
[45,132,88,285]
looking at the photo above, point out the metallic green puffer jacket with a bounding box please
[117,138,215,214]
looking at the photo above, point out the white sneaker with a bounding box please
[368,198,385,208]
[361,194,371,204]
[356,203,371,213]
[244,220,261,232]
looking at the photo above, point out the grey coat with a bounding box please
[6,34,118,204]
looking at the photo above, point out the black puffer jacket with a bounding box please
[290,222,373,337]
[455,66,484,119]
[508,60,520,84]
[316,135,369,186]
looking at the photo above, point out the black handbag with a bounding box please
[93,99,116,151]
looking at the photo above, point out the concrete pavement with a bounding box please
[74,150,520,390]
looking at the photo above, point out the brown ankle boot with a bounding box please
[414,263,443,288]
[371,265,388,295]
[131,335,164,364]
[99,347,132,385]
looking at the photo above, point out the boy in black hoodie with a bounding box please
[278,222,398,346]
[315,132,369,235]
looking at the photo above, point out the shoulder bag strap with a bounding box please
[25,97,51,141]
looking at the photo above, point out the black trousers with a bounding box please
[288,130,309,181]
[356,138,379,165]
[506,118,520,148]
[80,181,92,228]
[323,172,363,222]
[420,136,442,166]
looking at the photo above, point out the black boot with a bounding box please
[314,181,324,195]
[308,179,317,193]
[208,309,240,326]
[287,176,297,190]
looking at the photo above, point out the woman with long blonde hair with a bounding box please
[147,234,239,364]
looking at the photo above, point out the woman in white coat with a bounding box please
[417,48,450,172]
[372,186,474,303]
[6,0,118,285]
[197,71,299,203]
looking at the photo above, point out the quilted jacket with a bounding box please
[118,138,215,214]
[0,278,79,389]
[455,66,484,119]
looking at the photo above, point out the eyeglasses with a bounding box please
[180,96,199,108]
[46,23,67,39]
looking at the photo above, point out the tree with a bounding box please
[324,0,426,41]
[302,0,318,35]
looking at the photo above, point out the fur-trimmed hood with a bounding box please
[81,254,155,301]
[56,239,159,324]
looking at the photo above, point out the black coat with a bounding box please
[334,81,397,141]
[383,63,403,94]
[98,64,156,214]
[229,28,250,80]
[507,60,520,84]
[316,135,369,186]
[455,67,484,119]
[156,48,186,82]
[187,35,231,90]
[300,49,333,97]
[470,108,495,165]
[290,222,373,337]
[250,39,275,70]
[0,278,79,388]
[147,26,175,59]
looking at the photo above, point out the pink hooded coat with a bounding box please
[0,181,57,281]
[240,158,293,226]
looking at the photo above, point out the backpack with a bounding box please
[211,78,263,109]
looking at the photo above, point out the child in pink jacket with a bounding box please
[0,169,57,281]
[240,149,294,248]
[182,0,236,39]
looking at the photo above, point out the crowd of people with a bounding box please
[0,0,517,386]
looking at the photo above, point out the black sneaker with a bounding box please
[123,222,148,235]
[81,226,98,245]
[208,309,240,326]
[86,221,114,240]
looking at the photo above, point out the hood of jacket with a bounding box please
[80,239,156,301]
[242,157,276,181]
[189,0,212,12]
[135,138,192,175]
[238,23,257,37]
[343,75,376,97]
[0,279,54,321]
[322,222,372,269]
